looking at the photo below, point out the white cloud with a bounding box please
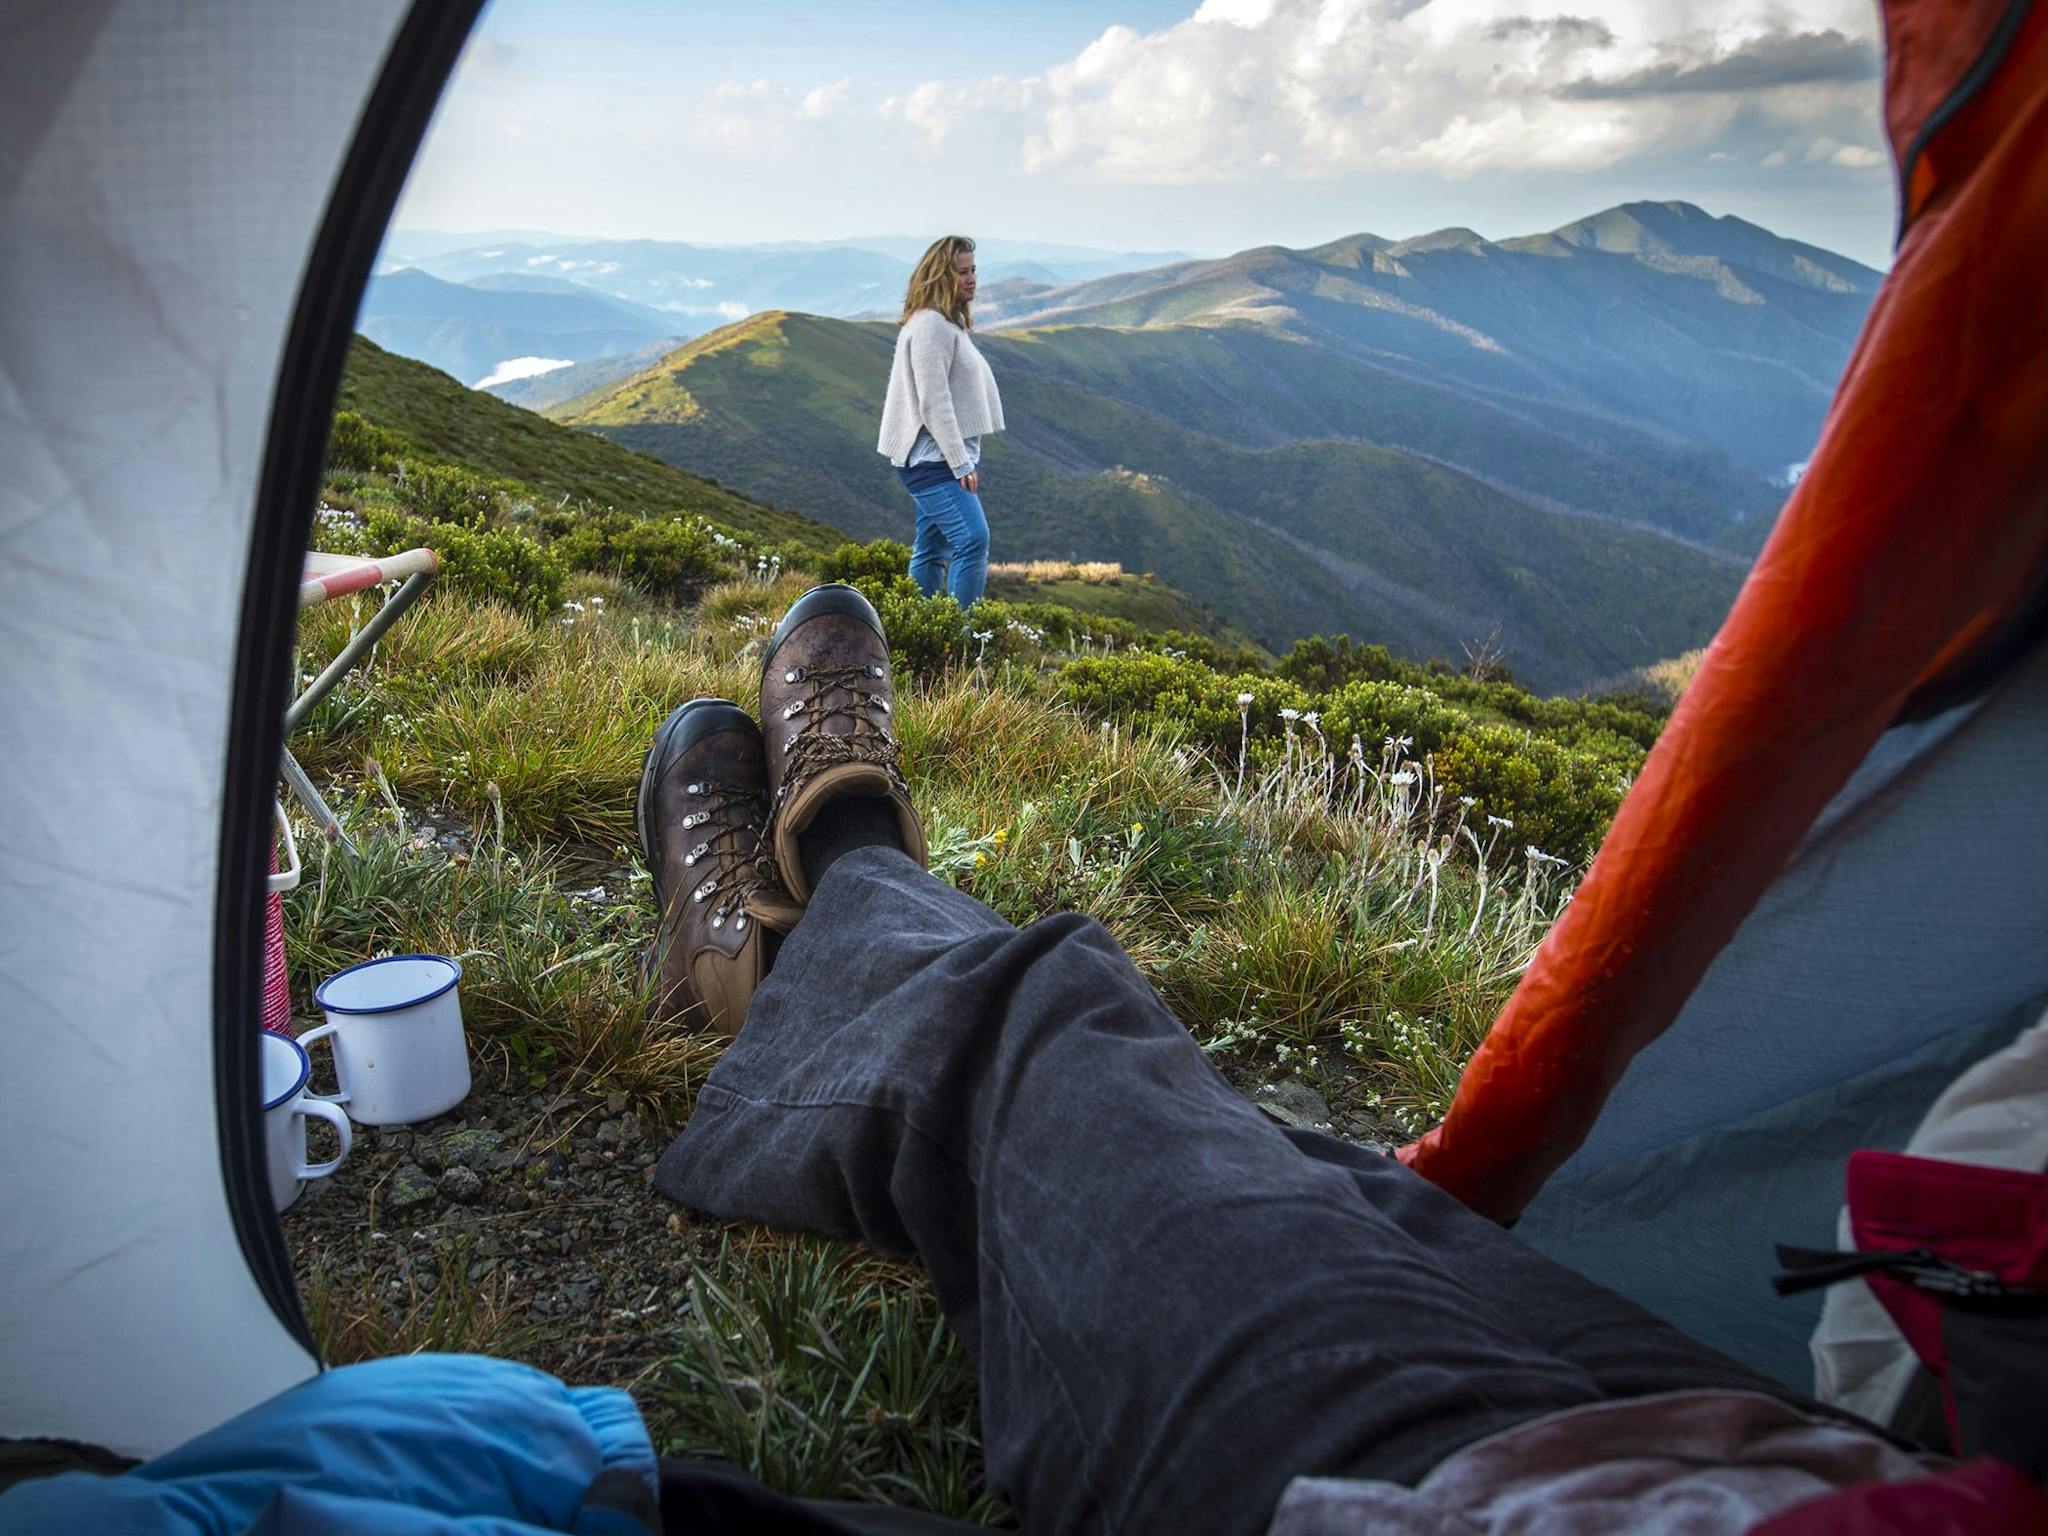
[882,76,1038,151]
[691,74,873,155]
[891,0,1887,183]
[799,78,851,119]
[715,301,751,320]
[1827,143,1887,168]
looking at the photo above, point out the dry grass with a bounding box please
[987,559,1128,584]
[1620,647,1706,706]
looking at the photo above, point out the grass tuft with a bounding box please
[650,1237,1007,1525]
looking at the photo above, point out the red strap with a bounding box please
[1848,1149,2048,1382]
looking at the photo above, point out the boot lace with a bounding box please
[662,776,784,936]
[770,661,909,818]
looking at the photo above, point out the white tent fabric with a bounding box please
[1,1,416,1454]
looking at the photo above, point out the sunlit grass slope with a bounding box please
[339,336,842,554]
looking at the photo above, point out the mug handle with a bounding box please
[293,1097,353,1180]
[295,1022,350,1104]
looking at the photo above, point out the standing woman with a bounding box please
[878,234,1004,607]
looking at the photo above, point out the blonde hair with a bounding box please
[900,235,976,329]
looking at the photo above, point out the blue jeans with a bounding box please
[654,849,1802,1536]
[905,478,988,608]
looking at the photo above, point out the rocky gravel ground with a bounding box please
[284,1062,713,1414]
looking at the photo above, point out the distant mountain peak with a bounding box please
[1388,227,1490,257]
[1539,200,1881,292]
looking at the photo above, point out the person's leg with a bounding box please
[1276,1126,1807,1404]
[906,493,952,598]
[941,489,987,608]
[904,481,987,609]
[658,849,1789,1536]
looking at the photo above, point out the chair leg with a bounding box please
[280,749,356,857]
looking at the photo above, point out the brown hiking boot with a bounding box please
[759,584,927,903]
[636,699,803,1030]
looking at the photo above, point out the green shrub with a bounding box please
[866,577,969,681]
[556,511,726,601]
[1276,635,1408,691]
[325,410,405,475]
[1431,724,1633,862]
[393,464,507,529]
[364,506,565,620]
[819,539,913,586]
[1315,680,1461,757]
[1055,654,1311,752]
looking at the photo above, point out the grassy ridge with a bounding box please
[338,337,843,555]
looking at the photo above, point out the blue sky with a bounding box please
[394,0,1898,267]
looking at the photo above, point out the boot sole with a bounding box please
[636,698,757,916]
[762,583,886,683]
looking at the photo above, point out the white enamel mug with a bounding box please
[263,1032,352,1212]
[304,954,471,1125]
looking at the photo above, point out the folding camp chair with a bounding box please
[282,547,438,855]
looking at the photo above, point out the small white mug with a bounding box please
[303,954,471,1126]
[263,1032,352,1212]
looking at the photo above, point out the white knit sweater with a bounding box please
[877,308,1005,473]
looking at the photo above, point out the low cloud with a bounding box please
[472,356,572,390]
[887,0,1885,183]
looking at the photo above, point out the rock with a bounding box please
[388,1163,437,1211]
[503,1189,531,1213]
[441,1166,483,1204]
[594,1120,623,1150]
[441,1127,503,1169]
[1253,1076,1333,1132]
[605,1091,628,1116]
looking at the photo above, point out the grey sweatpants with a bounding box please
[654,848,1793,1535]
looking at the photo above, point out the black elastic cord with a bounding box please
[1894,0,2035,245]
[215,0,487,1359]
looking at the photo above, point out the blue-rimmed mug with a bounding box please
[302,954,470,1125]
[263,1031,352,1211]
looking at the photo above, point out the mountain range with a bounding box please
[540,201,1878,692]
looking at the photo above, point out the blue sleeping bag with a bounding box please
[0,1354,657,1535]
